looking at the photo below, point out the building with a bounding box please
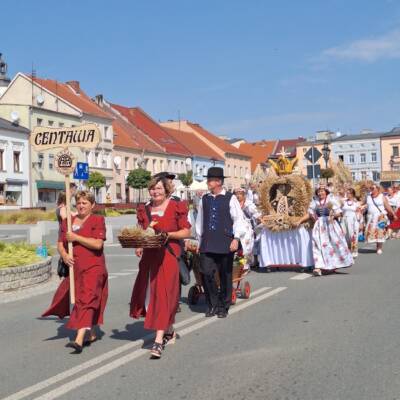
[296,139,331,177]
[161,121,251,189]
[380,128,400,184]
[0,117,31,208]
[163,126,224,182]
[332,132,383,181]
[110,106,191,179]
[238,140,277,177]
[95,97,166,202]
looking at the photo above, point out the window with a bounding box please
[58,122,64,128]
[160,160,164,171]
[133,158,137,169]
[181,161,184,172]
[338,155,344,162]
[371,152,377,162]
[85,151,90,164]
[240,166,243,178]
[38,153,44,169]
[0,149,4,171]
[349,154,355,163]
[116,183,122,200]
[36,118,43,126]
[125,157,129,170]
[174,160,178,172]
[372,171,380,181]
[196,164,201,175]
[48,154,54,170]
[234,166,237,177]
[167,159,172,170]
[153,159,157,173]
[104,126,109,140]
[227,164,231,176]
[361,171,367,180]
[351,172,356,180]
[95,152,100,167]
[393,146,399,157]
[360,153,366,163]
[48,120,54,127]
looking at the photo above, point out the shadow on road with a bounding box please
[110,321,146,342]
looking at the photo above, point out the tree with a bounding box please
[126,168,151,203]
[179,170,193,200]
[320,168,335,181]
[87,171,106,202]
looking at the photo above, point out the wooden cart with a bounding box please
[187,252,251,306]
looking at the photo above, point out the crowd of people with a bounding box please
[42,169,400,358]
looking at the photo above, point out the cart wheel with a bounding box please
[241,281,251,299]
[231,289,237,305]
[188,286,200,305]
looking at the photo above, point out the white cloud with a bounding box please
[322,29,400,62]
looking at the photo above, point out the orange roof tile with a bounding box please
[32,77,111,119]
[164,127,224,161]
[239,140,277,172]
[111,105,191,157]
[187,122,250,158]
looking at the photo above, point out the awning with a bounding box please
[36,180,65,190]
[6,178,28,184]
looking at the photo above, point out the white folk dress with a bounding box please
[309,196,353,271]
[365,194,388,243]
[342,199,360,255]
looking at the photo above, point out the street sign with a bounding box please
[304,147,322,163]
[307,164,321,180]
[73,162,89,180]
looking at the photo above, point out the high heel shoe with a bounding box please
[162,331,177,348]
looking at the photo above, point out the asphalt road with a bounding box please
[1,240,400,400]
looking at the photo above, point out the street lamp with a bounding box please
[322,141,331,169]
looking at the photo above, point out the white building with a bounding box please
[0,116,31,208]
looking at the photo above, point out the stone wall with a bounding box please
[0,257,52,292]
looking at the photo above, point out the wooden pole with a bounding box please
[65,174,75,305]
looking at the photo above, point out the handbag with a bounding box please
[57,258,69,278]
[371,196,387,230]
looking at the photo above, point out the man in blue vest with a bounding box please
[196,167,246,318]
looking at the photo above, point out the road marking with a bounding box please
[290,273,311,280]
[30,287,286,400]
[108,272,135,276]
[2,286,272,400]
[121,269,138,272]
[105,254,136,257]
[108,276,117,280]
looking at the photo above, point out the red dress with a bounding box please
[130,200,190,331]
[42,214,108,330]
[389,208,400,229]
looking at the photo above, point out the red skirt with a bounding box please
[130,248,179,331]
[42,266,108,330]
[389,209,400,229]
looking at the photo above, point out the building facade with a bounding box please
[380,128,400,183]
[0,117,31,208]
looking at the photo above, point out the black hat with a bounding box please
[204,167,226,179]
[153,171,176,180]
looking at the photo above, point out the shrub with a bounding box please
[0,242,41,269]
[0,210,57,225]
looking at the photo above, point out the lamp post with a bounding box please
[322,141,331,169]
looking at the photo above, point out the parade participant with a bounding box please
[342,188,361,258]
[130,176,191,359]
[196,167,247,318]
[386,187,399,211]
[309,185,353,276]
[42,191,108,354]
[363,184,395,254]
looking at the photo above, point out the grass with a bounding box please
[0,210,57,225]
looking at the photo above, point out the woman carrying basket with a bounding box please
[130,176,191,359]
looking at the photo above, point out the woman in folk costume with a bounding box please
[342,188,361,258]
[363,184,395,254]
[42,191,108,354]
[130,176,191,359]
[308,185,353,276]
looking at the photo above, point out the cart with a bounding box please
[187,252,251,306]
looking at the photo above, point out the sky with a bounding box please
[2,0,400,141]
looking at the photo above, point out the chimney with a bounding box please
[66,80,80,93]
[94,94,104,106]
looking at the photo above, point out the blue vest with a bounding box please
[200,192,234,254]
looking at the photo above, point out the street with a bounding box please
[1,240,400,400]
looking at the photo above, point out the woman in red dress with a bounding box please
[130,176,191,359]
[42,191,108,354]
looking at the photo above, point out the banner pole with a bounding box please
[65,174,75,305]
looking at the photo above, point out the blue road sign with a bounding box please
[73,162,89,180]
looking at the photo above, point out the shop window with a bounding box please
[13,151,21,172]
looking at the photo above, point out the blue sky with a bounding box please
[2,0,400,140]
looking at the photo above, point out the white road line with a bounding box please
[290,273,311,281]
[2,286,271,400]
[31,287,286,400]
[108,276,117,280]
[121,269,138,272]
[105,254,136,257]
[108,272,135,277]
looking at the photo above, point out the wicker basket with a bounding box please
[117,233,167,248]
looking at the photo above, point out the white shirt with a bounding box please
[195,189,248,245]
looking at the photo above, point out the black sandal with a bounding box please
[162,331,177,348]
[150,342,163,359]
[65,341,83,354]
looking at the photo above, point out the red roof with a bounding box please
[187,122,250,158]
[110,105,191,157]
[164,127,224,161]
[270,138,304,158]
[32,77,111,119]
[239,140,277,172]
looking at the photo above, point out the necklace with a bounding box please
[318,196,327,207]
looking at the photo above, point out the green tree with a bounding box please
[178,170,193,200]
[126,168,151,203]
[321,168,335,182]
[87,171,106,202]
